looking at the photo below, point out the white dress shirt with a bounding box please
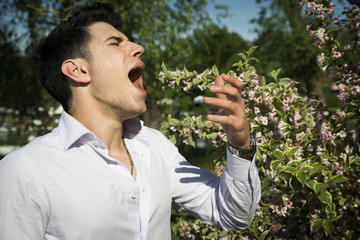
[0,111,261,240]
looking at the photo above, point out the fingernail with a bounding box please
[204,97,211,103]
[209,86,216,91]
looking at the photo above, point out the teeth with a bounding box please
[128,67,144,82]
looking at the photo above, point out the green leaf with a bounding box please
[314,182,327,194]
[286,147,298,159]
[168,116,180,126]
[269,68,282,80]
[193,77,202,85]
[246,46,258,57]
[310,218,323,233]
[219,231,228,237]
[187,134,195,147]
[259,76,266,86]
[274,150,284,160]
[231,234,238,240]
[296,171,306,186]
[300,164,313,172]
[260,230,270,240]
[206,232,214,238]
[322,219,334,234]
[281,167,297,174]
[161,62,167,72]
[326,204,338,220]
[169,134,176,144]
[209,132,218,140]
[318,190,332,206]
[202,227,209,235]
[239,52,247,61]
[328,175,348,183]
[351,156,360,165]
[159,124,168,134]
[212,65,219,76]
[309,163,325,176]
[270,160,282,172]
[305,179,318,189]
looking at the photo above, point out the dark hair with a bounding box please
[35,3,119,112]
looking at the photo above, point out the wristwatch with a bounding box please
[228,134,256,159]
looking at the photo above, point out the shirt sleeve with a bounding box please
[0,152,45,239]
[170,142,261,231]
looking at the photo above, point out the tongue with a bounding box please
[128,67,143,82]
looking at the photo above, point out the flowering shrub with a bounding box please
[160,1,359,238]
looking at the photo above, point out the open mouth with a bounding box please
[128,66,145,83]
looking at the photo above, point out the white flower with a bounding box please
[337,130,346,138]
[321,158,330,166]
[259,116,268,126]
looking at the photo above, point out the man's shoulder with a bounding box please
[1,128,62,164]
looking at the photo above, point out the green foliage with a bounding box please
[160,1,360,238]
[252,0,324,96]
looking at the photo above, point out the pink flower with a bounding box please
[286,201,293,209]
[333,51,342,58]
[183,128,190,134]
[254,107,260,114]
[259,116,268,126]
[294,112,302,122]
[282,103,290,111]
[183,138,189,145]
[168,80,176,87]
[218,131,227,142]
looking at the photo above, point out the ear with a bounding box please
[61,59,90,84]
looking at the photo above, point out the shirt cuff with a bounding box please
[225,145,257,182]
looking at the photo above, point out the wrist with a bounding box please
[228,133,256,160]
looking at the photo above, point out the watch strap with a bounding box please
[228,134,256,159]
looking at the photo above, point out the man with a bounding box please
[0,3,260,240]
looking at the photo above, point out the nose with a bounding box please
[131,42,145,58]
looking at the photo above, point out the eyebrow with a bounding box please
[105,36,125,43]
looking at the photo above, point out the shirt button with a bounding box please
[131,193,137,199]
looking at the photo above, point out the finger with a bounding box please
[207,114,246,128]
[203,97,237,114]
[207,114,248,131]
[221,74,243,93]
[207,114,233,126]
[214,75,226,100]
[209,85,241,101]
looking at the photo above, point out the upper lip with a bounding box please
[128,61,145,83]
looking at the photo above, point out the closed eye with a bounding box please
[105,36,124,46]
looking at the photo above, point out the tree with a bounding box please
[251,0,324,97]
[182,24,250,74]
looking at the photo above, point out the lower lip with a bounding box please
[135,80,147,96]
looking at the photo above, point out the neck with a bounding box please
[69,105,126,154]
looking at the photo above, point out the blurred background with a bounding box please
[0,0,349,160]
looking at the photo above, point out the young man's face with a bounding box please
[85,22,147,119]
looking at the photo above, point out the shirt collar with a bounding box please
[57,111,146,150]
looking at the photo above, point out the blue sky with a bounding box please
[206,0,269,41]
[206,0,349,42]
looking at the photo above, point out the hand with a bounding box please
[204,74,251,149]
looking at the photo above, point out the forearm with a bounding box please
[215,148,261,230]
